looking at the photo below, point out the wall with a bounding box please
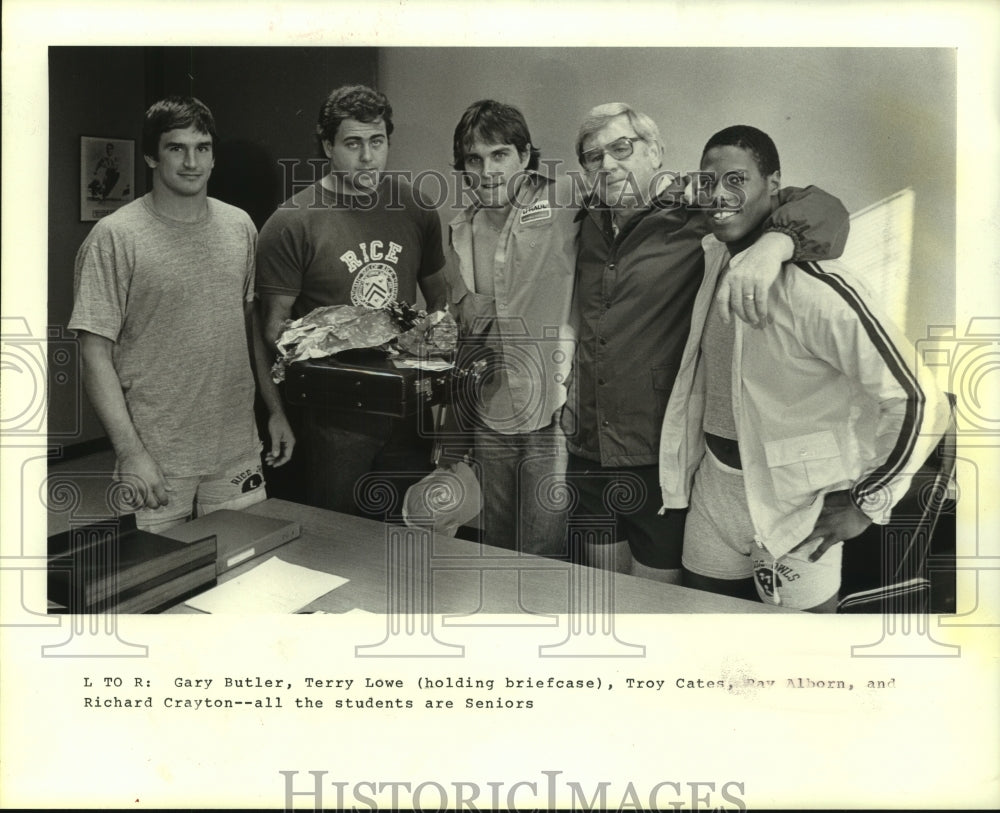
[48,46,378,447]
[380,47,956,342]
[48,47,148,445]
[152,47,378,228]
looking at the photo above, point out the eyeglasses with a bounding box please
[578,136,644,171]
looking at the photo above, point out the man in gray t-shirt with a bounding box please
[69,96,295,532]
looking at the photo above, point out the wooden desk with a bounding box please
[170,498,792,614]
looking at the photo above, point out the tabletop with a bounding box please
[169,498,792,615]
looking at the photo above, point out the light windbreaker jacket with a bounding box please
[659,235,951,560]
[447,171,579,434]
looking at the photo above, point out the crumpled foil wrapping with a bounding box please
[270,304,457,382]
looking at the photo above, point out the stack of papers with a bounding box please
[184,557,347,614]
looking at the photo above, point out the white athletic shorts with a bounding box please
[682,448,842,610]
[131,449,267,534]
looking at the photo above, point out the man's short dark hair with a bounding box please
[316,85,394,145]
[701,125,781,177]
[142,96,218,159]
[452,99,541,172]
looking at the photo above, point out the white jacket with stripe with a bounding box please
[658,235,951,560]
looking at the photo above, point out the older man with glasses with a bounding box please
[562,102,850,584]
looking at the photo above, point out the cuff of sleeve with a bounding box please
[852,488,892,525]
[763,224,803,260]
[66,322,120,343]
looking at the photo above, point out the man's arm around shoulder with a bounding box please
[716,185,850,327]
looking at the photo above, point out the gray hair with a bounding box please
[575,102,662,160]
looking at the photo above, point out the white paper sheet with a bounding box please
[184,557,348,614]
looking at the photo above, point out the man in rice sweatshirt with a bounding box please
[658,125,951,611]
[256,85,447,519]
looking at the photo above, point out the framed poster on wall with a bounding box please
[80,135,134,221]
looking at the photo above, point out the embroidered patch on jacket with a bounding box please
[519,201,552,224]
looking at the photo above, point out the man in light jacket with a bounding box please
[564,102,851,583]
[446,99,578,555]
[658,125,950,610]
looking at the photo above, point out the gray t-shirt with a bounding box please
[702,261,738,441]
[69,194,261,476]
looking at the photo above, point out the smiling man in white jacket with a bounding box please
[658,125,951,611]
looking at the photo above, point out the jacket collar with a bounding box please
[574,172,690,224]
[450,169,555,228]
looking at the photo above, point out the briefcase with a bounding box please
[283,351,453,418]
